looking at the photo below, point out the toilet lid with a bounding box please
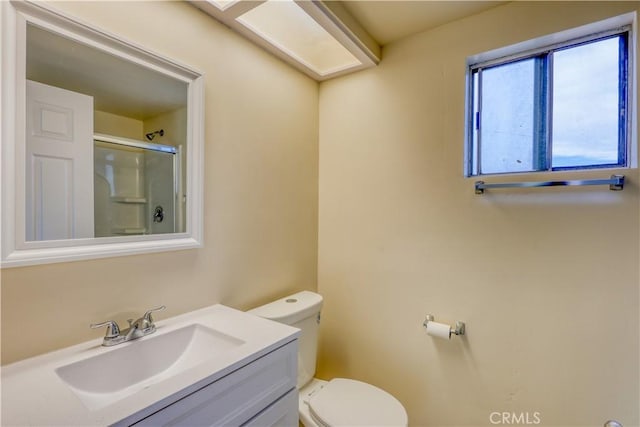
[308,378,407,427]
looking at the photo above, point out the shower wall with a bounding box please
[94,142,177,237]
[94,143,147,236]
[145,149,177,235]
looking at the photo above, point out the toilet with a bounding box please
[248,291,408,427]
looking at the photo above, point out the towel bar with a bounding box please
[475,174,624,194]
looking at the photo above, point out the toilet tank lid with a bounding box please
[248,291,323,325]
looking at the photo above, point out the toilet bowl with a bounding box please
[248,291,408,427]
[300,378,407,427]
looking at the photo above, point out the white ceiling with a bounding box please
[342,1,507,45]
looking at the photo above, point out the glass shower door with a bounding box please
[93,135,178,237]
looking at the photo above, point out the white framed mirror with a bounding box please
[1,1,204,267]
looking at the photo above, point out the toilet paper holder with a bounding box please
[423,314,466,336]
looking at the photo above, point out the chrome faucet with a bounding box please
[90,306,166,346]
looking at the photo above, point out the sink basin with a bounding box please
[55,324,244,410]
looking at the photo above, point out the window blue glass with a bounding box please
[552,37,622,168]
[479,58,536,174]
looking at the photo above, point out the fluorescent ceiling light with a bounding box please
[236,0,361,77]
[189,0,380,80]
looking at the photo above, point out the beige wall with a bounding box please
[144,107,187,149]
[1,1,319,364]
[317,2,639,426]
[94,110,144,140]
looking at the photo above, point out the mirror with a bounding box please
[1,1,204,267]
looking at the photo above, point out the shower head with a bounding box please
[145,129,164,141]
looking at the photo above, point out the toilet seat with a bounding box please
[308,378,408,427]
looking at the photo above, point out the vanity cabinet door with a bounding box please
[242,388,298,427]
[131,341,297,427]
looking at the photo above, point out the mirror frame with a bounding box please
[1,1,204,267]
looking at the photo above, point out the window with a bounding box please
[467,26,631,176]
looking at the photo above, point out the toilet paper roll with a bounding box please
[426,321,451,339]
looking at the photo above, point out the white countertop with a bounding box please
[1,304,299,426]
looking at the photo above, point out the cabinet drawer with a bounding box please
[133,341,297,426]
[242,388,298,427]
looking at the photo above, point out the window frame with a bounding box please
[465,24,633,177]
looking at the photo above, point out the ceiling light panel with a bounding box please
[236,0,362,77]
[189,0,380,80]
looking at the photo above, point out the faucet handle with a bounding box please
[142,305,166,324]
[90,320,121,338]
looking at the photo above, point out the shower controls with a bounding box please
[153,205,165,223]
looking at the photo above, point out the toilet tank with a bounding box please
[248,291,323,388]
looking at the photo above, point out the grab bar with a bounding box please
[475,174,624,195]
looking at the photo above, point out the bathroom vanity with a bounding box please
[1,305,299,426]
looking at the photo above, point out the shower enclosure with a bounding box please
[93,134,181,237]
